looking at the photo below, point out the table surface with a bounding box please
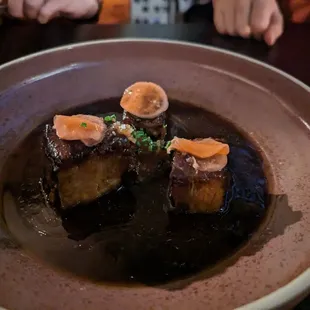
[0,19,310,309]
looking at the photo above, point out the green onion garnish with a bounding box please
[80,122,87,128]
[132,130,145,138]
[165,141,172,150]
[150,143,157,151]
[131,129,160,152]
[104,114,117,122]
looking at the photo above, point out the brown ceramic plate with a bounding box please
[1,39,310,310]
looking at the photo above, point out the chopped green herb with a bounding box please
[149,143,157,152]
[131,128,160,152]
[132,130,145,139]
[80,122,87,128]
[104,114,117,122]
[165,141,172,150]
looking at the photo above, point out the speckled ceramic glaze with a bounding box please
[1,39,310,310]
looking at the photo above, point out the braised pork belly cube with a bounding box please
[123,111,167,140]
[57,154,128,209]
[44,124,133,209]
[169,152,228,213]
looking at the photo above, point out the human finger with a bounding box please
[250,0,274,35]
[235,0,251,38]
[24,0,45,19]
[223,0,236,36]
[264,10,284,46]
[37,0,62,24]
[8,0,24,18]
[213,0,227,34]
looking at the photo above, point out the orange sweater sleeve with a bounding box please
[285,0,310,22]
[98,0,130,24]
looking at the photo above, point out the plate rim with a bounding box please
[1,38,309,310]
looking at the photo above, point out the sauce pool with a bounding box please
[2,99,268,286]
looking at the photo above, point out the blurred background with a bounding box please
[98,0,214,24]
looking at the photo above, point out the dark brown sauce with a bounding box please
[2,99,268,286]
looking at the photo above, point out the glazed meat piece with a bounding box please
[169,152,228,213]
[168,137,230,213]
[120,82,169,140]
[44,122,133,209]
[121,125,170,182]
[123,111,166,140]
[130,149,170,183]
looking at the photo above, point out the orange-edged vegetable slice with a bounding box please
[53,114,107,147]
[120,81,169,119]
[167,137,229,159]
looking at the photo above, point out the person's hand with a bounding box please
[8,0,100,24]
[212,0,284,46]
